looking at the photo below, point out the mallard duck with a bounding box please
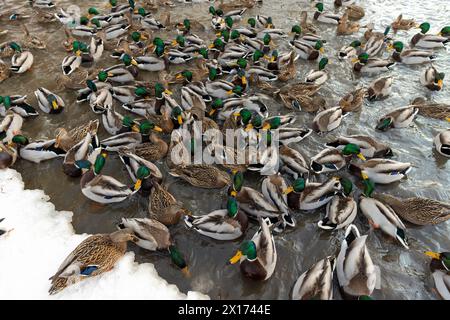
[367,76,393,101]
[310,144,366,174]
[98,66,135,84]
[336,224,380,299]
[119,150,162,195]
[277,51,297,82]
[305,58,329,85]
[229,217,276,280]
[349,159,412,184]
[10,44,33,73]
[261,174,296,231]
[337,12,359,35]
[339,88,366,112]
[285,177,342,211]
[148,180,186,226]
[388,41,436,64]
[278,145,309,179]
[338,40,361,60]
[352,53,395,74]
[280,93,326,113]
[326,135,393,158]
[0,95,38,117]
[420,66,444,91]
[289,40,324,61]
[0,112,23,143]
[376,105,418,131]
[411,97,450,120]
[391,14,416,31]
[411,22,448,49]
[62,132,98,177]
[117,217,189,274]
[299,11,317,34]
[169,164,231,189]
[345,5,365,21]
[133,133,168,162]
[360,196,409,249]
[0,135,28,169]
[20,24,46,50]
[0,58,10,83]
[235,186,281,222]
[75,152,143,204]
[434,129,450,157]
[312,106,343,134]
[30,0,55,9]
[318,178,357,231]
[19,138,65,164]
[102,106,136,135]
[34,87,65,114]
[48,229,138,295]
[206,70,241,99]
[364,32,389,57]
[292,256,335,300]
[185,196,248,240]
[55,120,99,152]
[278,81,321,98]
[313,3,340,25]
[89,86,113,114]
[373,193,450,226]
[424,251,450,300]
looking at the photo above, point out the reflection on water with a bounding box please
[3,0,450,299]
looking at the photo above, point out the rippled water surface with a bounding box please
[2,0,450,299]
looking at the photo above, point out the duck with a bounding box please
[34,87,65,114]
[291,256,335,300]
[61,53,82,76]
[185,196,248,240]
[339,88,366,112]
[229,217,276,281]
[75,152,143,204]
[100,122,163,151]
[299,11,317,34]
[117,217,189,274]
[280,93,326,113]
[62,132,99,177]
[277,127,313,146]
[352,53,395,75]
[318,178,357,231]
[373,193,450,226]
[102,106,137,135]
[10,43,33,73]
[48,229,138,295]
[279,145,309,179]
[0,95,38,117]
[54,119,99,152]
[367,76,393,101]
[337,12,359,35]
[0,112,23,143]
[376,105,419,131]
[89,86,113,114]
[310,144,366,174]
[19,138,65,164]
[411,22,448,49]
[363,27,390,57]
[261,174,296,231]
[285,176,342,211]
[438,26,450,39]
[312,106,343,134]
[289,40,324,61]
[305,58,329,86]
[423,251,450,300]
[338,40,362,60]
[169,164,231,189]
[410,97,450,120]
[391,14,416,31]
[345,5,365,21]
[0,58,10,82]
[326,135,393,158]
[359,196,409,249]
[0,135,28,169]
[336,224,380,299]
[313,3,340,25]
[133,132,168,162]
[118,150,162,195]
[434,129,450,157]
[20,24,46,50]
[278,81,322,98]
[236,186,281,223]
[149,180,187,226]
[388,41,436,64]
[420,66,444,91]
[349,159,412,184]
[30,0,55,9]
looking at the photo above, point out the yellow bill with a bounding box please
[177,115,183,125]
[437,79,443,88]
[241,76,247,85]
[131,124,140,132]
[134,179,142,191]
[131,59,138,66]
[226,90,233,95]
[208,109,216,116]
[164,89,173,95]
[283,186,294,194]
[107,72,114,77]
[357,153,367,161]
[175,73,184,80]
[424,251,441,260]
[351,57,359,63]
[244,124,253,132]
[181,266,191,277]
[153,125,163,132]
[319,47,325,54]
[230,190,237,197]
[51,100,58,110]
[229,250,242,264]
[262,123,271,131]
[361,171,369,180]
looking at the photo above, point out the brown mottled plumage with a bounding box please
[339,88,366,112]
[169,164,231,189]
[134,134,169,162]
[149,181,186,226]
[55,120,99,152]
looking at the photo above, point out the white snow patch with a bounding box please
[0,169,208,300]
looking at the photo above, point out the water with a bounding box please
[2,0,450,299]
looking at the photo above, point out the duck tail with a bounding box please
[347,163,361,176]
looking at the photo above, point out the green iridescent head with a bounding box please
[154,45,165,57]
[139,120,158,135]
[234,240,257,261]
[376,117,393,131]
[94,152,107,175]
[90,18,101,28]
[209,67,218,81]
[221,29,230,42]
[362,177,375,197]
[86,80,97,92]
[318,57,328,70]
[135,86,150,97]
[350,40,362,48]
[251,115,263,128]
[392,41,404,53]
[154,83,165,99]
[340,177,353,196]
[314,40,324,51]
[253,50,264,61]
[80,16,89,25]
[248,17,256,28]
[263,33,271,45]
[419,22,430,34]
[153,37,164,47]
[237,57,247,69]
[342,143,361,156]
[439,26,450,36]
[291,25,301,34]
[292,178,306,192]
[230,30,240,40]
[169,245,188,271]
[121,53,133,66]
[227,196,239,218]
[209,6,216,15]
[211,98,223,109]
[88,7,99,15]
[97,71,108,82]
[225,16,233,29]
[198,47,208,59]
[136,166,151,179]
[131,31,142,42]
[9,42,22,52]
[137,7,146,17]
[213,38,224,50]
[109,0,117,6]
[232,170,243,192]
[232,85,243,96]
[180,70,193,82]
[122,115,134,128]
[11,134,29,146]
[266,116,281,129]
[0,96,11,108]
[183,19,191,30]
[176,35,185,47]
[315,2,324,12]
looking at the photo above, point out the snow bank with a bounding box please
[0,169,208,300]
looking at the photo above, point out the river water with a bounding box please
[2,0,450,299]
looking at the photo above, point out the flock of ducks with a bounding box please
[0,0,449,299]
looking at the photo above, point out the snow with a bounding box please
[0,169,208,300]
